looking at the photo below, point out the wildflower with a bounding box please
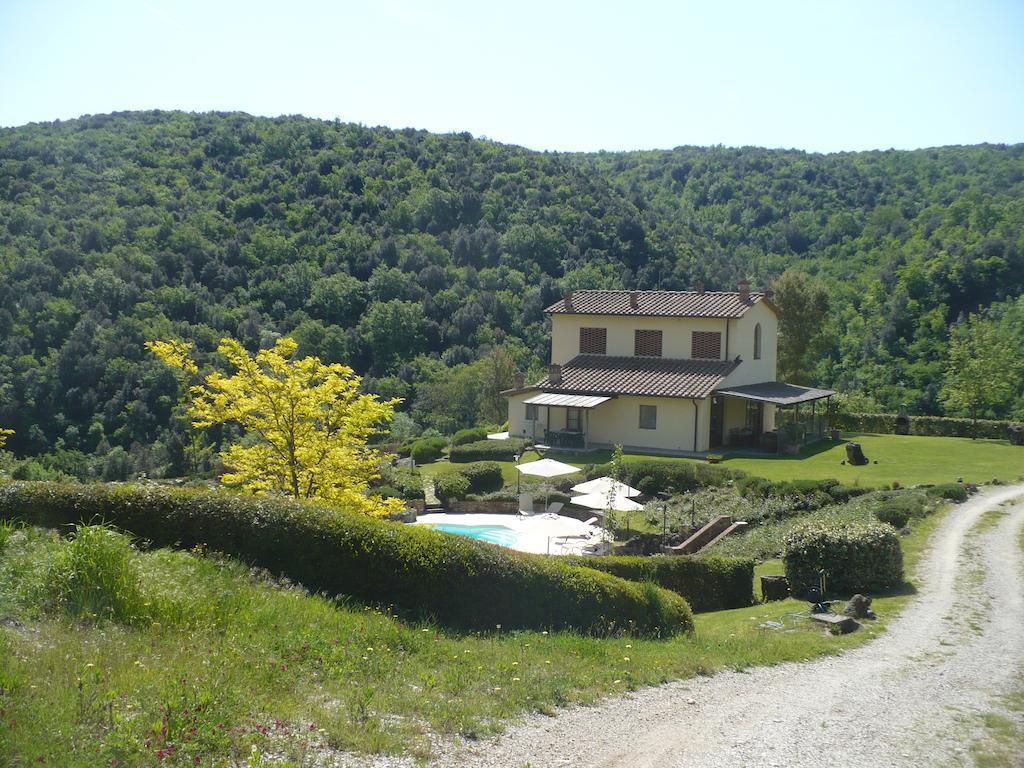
[622,656,630,662]
[511,661,518,666]
[545,660,551,665]
[512,677,520,682]
[613,679,621,684]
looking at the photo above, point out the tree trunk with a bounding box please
[971,405,977,440]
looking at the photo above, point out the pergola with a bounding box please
[715,381,836,453]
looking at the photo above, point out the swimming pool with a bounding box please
[428,523,521,548]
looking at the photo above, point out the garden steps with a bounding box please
[664,515,734,555]
[423,478,442,511]
[699,521,749,551]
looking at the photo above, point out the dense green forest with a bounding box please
[1,111,1022,478]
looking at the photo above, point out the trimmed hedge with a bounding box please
[0,482,692,636]
[783,520,903,595]
[607,460,744,496]
[833,412,1018,440]
[449,438,528,463]
[567,554,754,613]
[459,462,504,494]
[433,472,470,502]
[452,427,488,446]
[410,437,446,464]
[737,476,871,509]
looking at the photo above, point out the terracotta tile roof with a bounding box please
[536,355,738,399]
[544,290,774,318]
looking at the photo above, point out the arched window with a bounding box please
[753,323,762,360]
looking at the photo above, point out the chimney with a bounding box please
[564,291,574,311]
[738,279,750,303]
[629,290,639,309]
[548,364,562,385]
[513,371,525,389]
[695,281,705,295]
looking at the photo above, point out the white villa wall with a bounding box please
[586,396,710,453]
[719,301,778,387]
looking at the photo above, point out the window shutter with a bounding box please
[634,329,663,357]
[692,331,722,359]
[579,327,607,355]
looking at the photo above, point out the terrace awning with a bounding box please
[522,392,612,409]
[714,381,835,406]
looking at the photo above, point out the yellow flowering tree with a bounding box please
[148,337,404,517]
[0,428,12,450]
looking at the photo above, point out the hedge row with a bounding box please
[783,519,903,596]
[409,437,447,464]
[452,427,489,446]
[737,476,872,509]
[449,438,529,463]
[566,554,754,613]
[604,460,744,496]
[832,412,1018,440]
[0,482,692,636]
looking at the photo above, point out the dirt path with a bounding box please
[437,483,1024,768]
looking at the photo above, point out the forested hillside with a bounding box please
[1,111,1022,475]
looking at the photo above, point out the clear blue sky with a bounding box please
[2,0,1022,152]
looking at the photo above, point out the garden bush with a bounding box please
[872,491,930,529]
[458,461,504,494]
[0,482,693,635]
[568,554,754,612]
[783,519,903,595]
[433,472,470,502]
[448,438,528,463]
[451,427,488,446]
[409,437,446,464]
[606,460,743,496]
[737,476,871,508]
[375,466,425,500]
[926,483,969,502]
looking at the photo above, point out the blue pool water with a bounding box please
[429,523,521,548]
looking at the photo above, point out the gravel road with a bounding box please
[432,483,1024,768]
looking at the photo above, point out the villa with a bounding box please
[504,283,835,455]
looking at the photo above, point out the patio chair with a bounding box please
[544,501,564,516]
[518,492,535,516]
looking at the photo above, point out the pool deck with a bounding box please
[413,512,609,555]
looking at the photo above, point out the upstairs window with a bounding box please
[692,331,722,360]
[639,404,657,430]
[634,329,663,357]
[753,323,762,360]
[579,327,607,355]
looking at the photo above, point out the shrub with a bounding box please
[433,472,470,502]
[783,520,903,595]
[737,476,870,508]
[873,492,929,529]
[609,460,743,496]
[449,438,528,463]
[0,483,691,636]
[0,519,14,551]
[926,483,968,502]
[568,554,754,612]
[375,466,425,500]
[452,427,488,446]
[409,437,446,464]
[47,524,150,625]
[458,461,504,494]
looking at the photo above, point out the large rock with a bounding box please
[845,442,869,466]
[843,593,876,619]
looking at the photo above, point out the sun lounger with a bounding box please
[518,492,535,515]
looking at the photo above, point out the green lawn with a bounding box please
[423,433,1023,490]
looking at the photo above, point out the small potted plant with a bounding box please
[706,453,724,464]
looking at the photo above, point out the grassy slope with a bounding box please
[0,509,946,766]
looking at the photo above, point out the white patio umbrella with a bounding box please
[570,492,644,513]
[516,458,581,509]
[570,476,641,498]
